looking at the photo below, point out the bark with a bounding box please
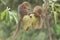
[45,0,52,40]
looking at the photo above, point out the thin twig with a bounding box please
[45,0,52,40]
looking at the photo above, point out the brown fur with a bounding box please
[33,6,43,17]
[33,6,43,29]
[13,2,31,40]
[18,2,31,17]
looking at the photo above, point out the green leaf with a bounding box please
[0,7,10,21]
[54,12,58,25]
[5,10,10,23]
[8,11,18,24]
[56,24,60,35]
[0,10,6,20]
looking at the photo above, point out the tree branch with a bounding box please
[45,0,52,40]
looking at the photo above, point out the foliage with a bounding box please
[0,0,60,40]
[0,7,18,40]
[49,0,60,35]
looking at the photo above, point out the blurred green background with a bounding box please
[0,0,60,40]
